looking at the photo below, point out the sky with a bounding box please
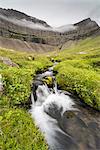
[0,0,100,27]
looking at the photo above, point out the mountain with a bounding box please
[0,8,100,52]
[0,8,50,28]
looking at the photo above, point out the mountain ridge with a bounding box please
[0,8,100,52]
[0,8,51,28]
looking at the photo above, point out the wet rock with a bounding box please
[58,111,98,150]
[88,122,100,149]
[42,76,54,87]
[44,102,63,120]
[32,80,43,101]
[54,130,79,150]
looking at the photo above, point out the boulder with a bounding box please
[0,56,19,67]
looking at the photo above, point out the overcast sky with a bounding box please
[0,0,100,27]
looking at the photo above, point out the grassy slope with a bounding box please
[0,48,52,150]
[54,37,100,110]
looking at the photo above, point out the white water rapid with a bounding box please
[30,65,100,150]
[30,82,78,150]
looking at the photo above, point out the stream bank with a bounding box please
[30,63,100,150]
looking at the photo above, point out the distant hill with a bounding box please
[0,8,100,52]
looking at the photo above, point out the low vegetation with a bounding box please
[0,36,100,149]
[54,37,100,110]
[0,108,47,150]
[0,48,52,149]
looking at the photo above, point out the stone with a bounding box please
[0,74,3,92]
[42,76,53,87]
[0,56,19,67]
[44,102,63,120]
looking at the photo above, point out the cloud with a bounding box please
[53,25,77,33]
[0,14,77,32]
[0,14,51,30]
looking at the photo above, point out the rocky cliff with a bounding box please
[61,18,100,42]
[0,8,50,27]
[0,8,100,52]
[0,8,61,46]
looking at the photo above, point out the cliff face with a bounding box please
[0,8,50,27]
[62,18,100,42]
[0,8,100,52]
[0,8,63,46]
[73,18,100,38]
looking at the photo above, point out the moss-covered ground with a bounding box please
[0,48,52,150]
[54,37,100,110]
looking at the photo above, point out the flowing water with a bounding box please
[30,64,100,150]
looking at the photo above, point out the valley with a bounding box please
[0,8,100,150]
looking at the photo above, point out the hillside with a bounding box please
[0,8,100,52]
[54,36,100,110]
[0,36,55,52]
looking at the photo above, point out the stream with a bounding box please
[30,63,100,150]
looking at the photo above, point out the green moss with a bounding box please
[0,108,48,150]
[0,49,52,107]
[55,63,100,109]
[0,48,52,149]
[1,68,33,106]
[54,37,100,110]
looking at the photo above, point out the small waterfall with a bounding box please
[30,65,100,150]
[30,83,78,150]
